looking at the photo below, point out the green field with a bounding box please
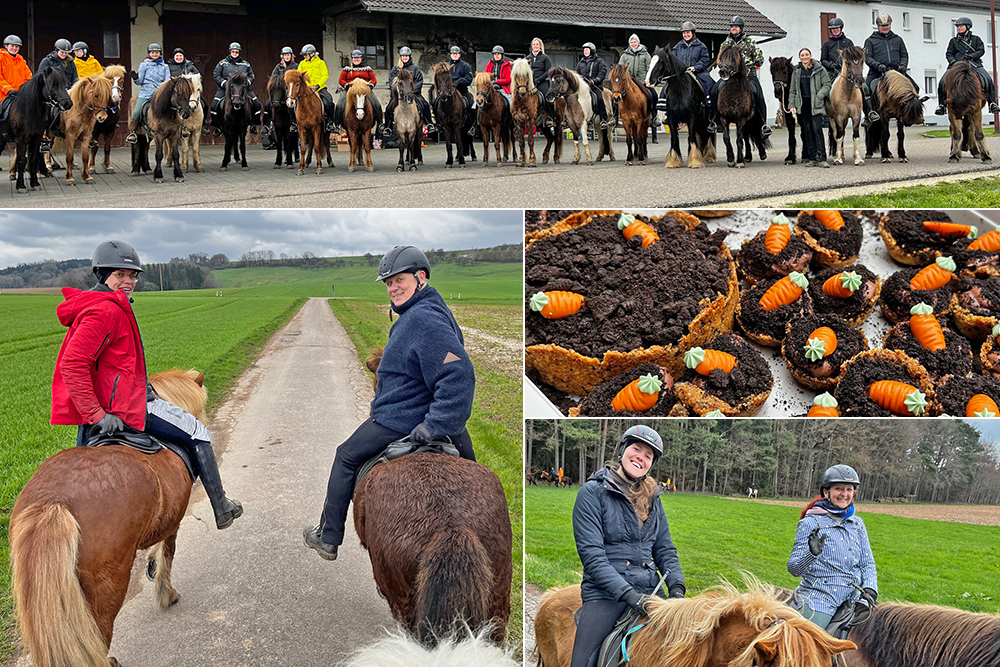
[796,176,1000,207]
[526,487,1000,613]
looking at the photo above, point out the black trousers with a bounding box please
[799,106,827,162]
[585,81,608,121]
[318,417,476,546]
[569,599,627,667]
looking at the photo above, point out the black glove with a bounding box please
[620,587,651,616]
[93,413,124,436]
[409,422,432,445]
[130,70,139,82]
[878,64,888,74]
[6,89,17,98]
[861,587,878,606]
[808,526,827,556]
[896,64,907,73]
[668,584,686,599]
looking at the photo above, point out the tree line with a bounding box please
[526,419,1000,505]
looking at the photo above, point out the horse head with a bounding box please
[717,45,744,81]
[90,77,113,122]
[40,66,73,112]
[103,64,127,106]
[474,71,494,105]
[170,76,194,120]
[348,78,371,120]
[395,68,415,105]
[768,56,793,97]
[227,72,249,110]
[882,71,928,125]
[545,67,568,102]
[181,73,202,111]
[609,63,630,104]
[646,46,675,85]
[512,58,534,96]
[839,46,866,88]
[268,73,286,105]
[432,62,454,98]
[284,70,311,110]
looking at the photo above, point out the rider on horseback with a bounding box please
[72,41,103,78]
[51,241,243,530]
[711,17,771,139]
[864,14,915,122]
[449,45,476,133]
[168,47,199,77]
[383,47,435,136]
[528,39,556,129]
[38,39,78,156]
[298,43,337,133]
[125,43,170,145]
[211,42,261,136]
[822,17,877,126]
[486,45,514,103]
[788,464,878,636]
[271,46,297,78]
[576,42,610,129]
[337,48,383,135]
[664,22,714,112]
[569,425,686,667]
[935,17,1000,116]
[0,35,31,119]
[304,245,476,561]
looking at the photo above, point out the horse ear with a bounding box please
[919,95,930,102]
[195,372,205,387]
[752,638,780,667]
[768,56,773,63]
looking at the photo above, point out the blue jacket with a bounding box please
[672,38,714,93]
[573,467,684,603]
[788,511,878,616]
[370,285,474,438]
[450,58,473,93]
[136,57,170,99]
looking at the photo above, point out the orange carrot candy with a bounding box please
[922,221,977,240]
[611,373,663,412]
[684,347,738,375]
[969,229,1000,252]
[966,394,1000,418]
[764,213,792,254]
[908,303,946,351]
[759,272,809,311]
[867,380,928,416]
[529,291,585,319]
[617,213,660,248]
[804,327,838,361]
[807,392,840,417]
[822,270,862,299]
[812,210,845,231]
[909,256,956,291]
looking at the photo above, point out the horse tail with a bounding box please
[11,502,109,667]
[415,525,493,646]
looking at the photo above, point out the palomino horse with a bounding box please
[267,72,299,169]
[510,58,557,167]
[86,65,126,176]
[546,66,594,166]
[717,45,770,168]
[285,69,333,175]
[11,369,209,667]
[221,72,251,171]
[128,76,194,182]
[768,56,800,164]
[344,77,375,172]
[535,579,856,667]
[942,60,992,163]
[164,73,206,173]
[826,46,867,166]
[432,62,476,168]
[392,67,423,172]
[60,73,114,185]
[0,65,72,193]
[475,71,516,167]
[866,71,928,163]
[648,46,715,168]
[609,62,656,165]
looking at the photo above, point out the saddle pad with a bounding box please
[353,437,460,495]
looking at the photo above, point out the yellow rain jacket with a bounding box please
[298,56,329,90]
[74,56,104,78]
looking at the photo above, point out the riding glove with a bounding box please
[130,70,139,82]
[668,584,686,599]
[409,422,433,444]
[807,526,827,556]
[620,587,651,616]
[94,413,124,435]
[896,64,907,72]
[878,64,888,74]
[861,588,878,606]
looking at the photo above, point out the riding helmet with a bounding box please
[399,46,412,57]
[450,46,462,55]
[281,46,294,55]
[3,35,22,47]
[680,21,697,32]
[376,245,431,282]
[582,41,597,53]
[820,464,860,492]
[730,16,745,28]
[351,49,363,59]
[300,43,317,56]
[54,38,72,52]
[229,42,242,52]
[828,17,845,30]
[92,241,145,275]
[147,43,162,53]
[72,41,89,53]
[875,14,892,27]
[956,17,973,29]
[616,425,664,468]
[492,45,505,55]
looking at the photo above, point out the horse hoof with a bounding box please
[949,157,960,163]
[727,161,736,168]
[459,163,466,168]
[273,165,282,169]
[131,172,140,177]
[66,180,76,186]
[220,166,228,171]
[170,591,180,606]
[409,165,417,171]
[784,158,795,165]
[43,171,53,178]
[349,167,356,173]
[175,177,184,183]
[297,171,304,176]
[984,157,993,163]
[85,178,95,184]
[588,161,595,166]
[16,187,27,194]
[241,166,249,171]
[367,167,374,172]
[833,159,843,165]
[106,168,115,174]
[855,160,865,166]
[882,158,892,164]
[529,163,537,168]
[396,166,404,172]
[155,177,163,183]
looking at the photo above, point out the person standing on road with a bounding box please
[788,47,831,167]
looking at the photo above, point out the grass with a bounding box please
[795,176,1000,208]
[525,487,1000,613]
[922,127,999,138]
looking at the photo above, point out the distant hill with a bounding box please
[0,259,91,289]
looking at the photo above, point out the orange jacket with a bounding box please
[0,48,32,102]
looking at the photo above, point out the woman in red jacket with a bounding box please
[51,240,243,530]
[485,45,513,103]
[336,49,383,134]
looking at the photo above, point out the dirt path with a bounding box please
[727,497,1000,526]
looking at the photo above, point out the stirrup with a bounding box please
[125,132,138,145]
[867,110,880,122]
[39,139,51,153]
[424,122,436,133]
[89,139,99,149]
[382,126,392,137]
[990,102,1000,114]
[934,105,946,116]
[600,120,609,129]
[289,123,298,133]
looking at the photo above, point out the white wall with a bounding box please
[130,0,164,79]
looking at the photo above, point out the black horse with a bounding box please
[768,56,801,164]
[0,66,72,193]
[431,62,476,168]
[716,45,770,168]
[267,73,299,169]
[648,46,716,168]
[221,72,252,171]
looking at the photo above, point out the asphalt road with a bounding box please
[4,129,997,208]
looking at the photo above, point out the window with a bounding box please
[356,27,387,69]
[103,29,120,59]
[902,13,910,31]
[872,10,878,28]
[951,19,958,38]
[923,16,935,42]
[925,70,937,96]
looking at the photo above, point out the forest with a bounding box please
[526,419,1000,505]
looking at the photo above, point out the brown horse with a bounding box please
[432,62,476,168]
[546,66,594,165]
[510,58,557,167]
[535,578,856,667]
[60,73,114,185]
[717,45,770,168]
[87,65,126,176]
[392,68,422,171]
[164,73,206,173]
[942,60,992,163]
[826,46,867,166]
[867,70,928,163]
[11,369,208,667]
[609,63,654,165]
[128,76,195,182]
[768,56,800,164]
[475,71,516,167]
[344,77,375,172]
[285,69,333,175]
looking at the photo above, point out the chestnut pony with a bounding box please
[11,369,208,667]
[87,65,127,176]
[59,73,114,185]
[344,77,376,172]
[285,69,333,175]
[608,62,655,165]
[475,71,516,167]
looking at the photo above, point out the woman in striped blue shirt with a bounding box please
[787,464,878,634]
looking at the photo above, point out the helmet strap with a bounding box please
[95,267,114,284]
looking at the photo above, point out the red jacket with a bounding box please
[486,58,512,94]
[339,66,377,88]
[0,48,31,103]
[51,287,148,430]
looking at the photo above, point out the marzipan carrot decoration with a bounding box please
[764,215,791,254]
[923,221,977,239]
[909,256,955,291]
[822,271,862,298]
[867,380,928,416]
[611,373,663,412]
[618,213,659,248]
[966,394,999,418]
[684,347,738,375]
[807,392,839,417]
[909,303,945,351]
[812,210,844,231]
[804,327,837,361]
[759,272,808,311]
[969,229,1000,251]
[529,291,585,319]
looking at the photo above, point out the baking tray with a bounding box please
[523,209,999,418]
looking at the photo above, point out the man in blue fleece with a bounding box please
[304,245,476,561]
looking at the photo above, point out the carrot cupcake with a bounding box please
[834,349,933,417]
[878,256,957,324]
[781,314,869,390]
[932,374,1000,417]
[673,334,774,416]
[735,213,813,284]
[806,392,840,417]
[950,228,1000,277]
[808,264,882,327]
[878,209,966,265]
[883,303,973,382]
[794,209,863,268]
[569,363,687,417]
[737,271,814,347]
[951,275,1000,341]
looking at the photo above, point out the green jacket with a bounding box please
[717,34,764,76]
[788,62,831,117]
[618,47,651,83]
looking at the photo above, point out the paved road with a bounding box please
[4,130,997,208]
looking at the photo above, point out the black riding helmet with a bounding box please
[730,16,745,28]
[820,464,860,496]
[72,41,89,56]
[376,245,431,282]
[828,17,845,30]
[616,425,663,479]
[956,17,973,29]
[92,240,144,276]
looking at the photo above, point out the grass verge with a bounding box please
[795,176,1000,207]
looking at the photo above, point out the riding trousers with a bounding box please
[318,417,476,547]
[76,397,211,449]
[569,598,628,667]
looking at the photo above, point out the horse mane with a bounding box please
[944,60,984,111]
[365,347,383,391]
[285,69,309,87]
[474,70,492,92]
[848,602,1000,667]
[841,45,865,63]
[511,58,534,91]
[394,67,413,92]
[150,368,207,421]
[552,67,580,94]
[182,72,202,94]
[718,44,746,77]
[149,77,178,117]
[881,71,925,124]
[227,71,249,90]
[102,64,127,80]
[769,57,793,83]
[68,76,93,106]
[433,61,452,77]
[15,66,67,117]
[347,76,371,102]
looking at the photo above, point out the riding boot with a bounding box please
[991,102,1000,114]
[383,107,394,137]
[192,441,243,529]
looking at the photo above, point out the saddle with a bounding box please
[0,95,14,125]
[826,597,874,640]
[137,98,152,131]
[575,606,645,667]
[85,430,197,481]
[353,435,460,495]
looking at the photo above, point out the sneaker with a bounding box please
[990,102,1000,114]
[934,104,947,116]
[867,110,880,123]
[303,525,339,561]
[125,132,138,145]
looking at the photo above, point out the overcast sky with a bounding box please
[0,209,523,267]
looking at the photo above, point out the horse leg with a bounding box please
[722,122,736,167]
[949,112,963,162]
[528,126,537,167]
[14,139,28,193]
[481,125,489,166]
[170,132,184,182]
[687,126,705,168]
[665,118,682,168]
[63,131,77,185]
[785,113,797,164]
[296,129,307,175]
[148,534,181,609]
[221,130,232,170]
[896,122,907,163]
[314,128,324,174]
[880,121,892,162]
[735,124,746,168]
[494,127,503,168]
[153,135,166,183]
[240,129,248,170]
[365,130,374,172]
[397,139,406,171]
